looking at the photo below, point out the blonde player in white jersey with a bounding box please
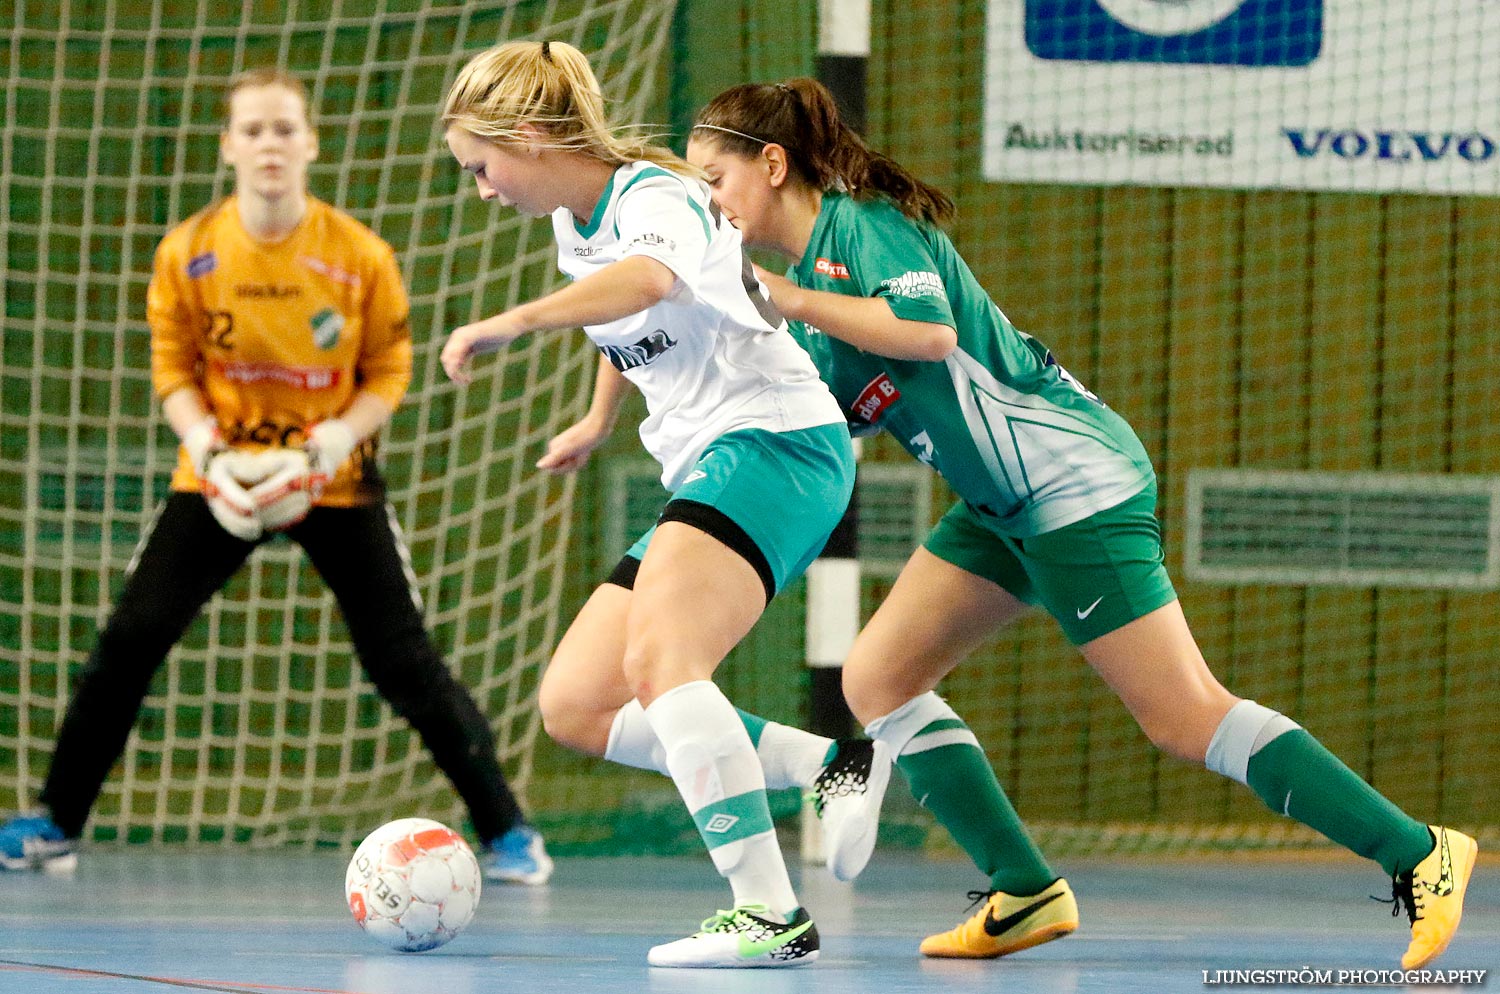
[440,41,858,968]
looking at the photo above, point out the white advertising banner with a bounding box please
[984,1,1500,195]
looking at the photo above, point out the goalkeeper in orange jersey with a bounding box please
[0,68,550,885]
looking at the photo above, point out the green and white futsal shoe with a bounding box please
[648,903,820,968]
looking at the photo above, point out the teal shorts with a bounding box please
[626,423,855,600]
[923,483,1177,645]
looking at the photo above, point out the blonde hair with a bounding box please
[222,67,313,127]
[442,40,694,176]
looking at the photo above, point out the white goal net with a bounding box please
[0,0,678,847]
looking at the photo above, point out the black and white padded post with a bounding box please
[801,0,870,865]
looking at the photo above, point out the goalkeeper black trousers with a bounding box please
[39,491,525,843]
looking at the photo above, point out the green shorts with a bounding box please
[626,423,855,599]
[924,483,1177,645]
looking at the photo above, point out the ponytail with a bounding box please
[693,77,954,226]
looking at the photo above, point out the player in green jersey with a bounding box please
[681,77,1475,970]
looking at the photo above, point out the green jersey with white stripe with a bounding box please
[789,193,1153,537]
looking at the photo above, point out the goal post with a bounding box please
[0,0,679,848]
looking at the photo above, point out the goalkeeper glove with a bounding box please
[181,416,224,477]
[182,416,261,541]
[201,451,264,542]
[240,421,358,532]
[242,449,316,531]
[305,419,358,486]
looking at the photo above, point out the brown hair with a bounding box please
[693,78,954,226]
[222,67,313,126]
[442,40,695,177]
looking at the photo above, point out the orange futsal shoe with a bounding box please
[1392,825,1478,969]
[920,877,1078,959]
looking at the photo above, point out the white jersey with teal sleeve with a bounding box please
[789,193,1154,537]
[553,161,843,489]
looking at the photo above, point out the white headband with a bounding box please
[691,123,774,146]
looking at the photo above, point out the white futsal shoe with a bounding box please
[811,737,892,881]
[648,904,820,968]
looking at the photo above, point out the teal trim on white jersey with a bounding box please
[571,167,618,239]
[554,162,843,489]
[612,166,711,243]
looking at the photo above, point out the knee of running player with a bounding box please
[1132,690,1241,764]
[536,671,614,757]
[841,652,938,729]
[619,625,715,706]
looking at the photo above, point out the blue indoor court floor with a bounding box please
[1,848,1495,994]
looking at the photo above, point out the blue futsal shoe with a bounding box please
[0,811,77,873]
[481,823,553,885]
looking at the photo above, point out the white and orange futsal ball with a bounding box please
[345,817,481,952]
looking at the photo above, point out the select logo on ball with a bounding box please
[345,817,481,952]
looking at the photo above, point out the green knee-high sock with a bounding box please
[896,722,1056,896]
[1246,729,1433,877]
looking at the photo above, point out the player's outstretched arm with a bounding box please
[537,356,632,475]
[755,265,955,362]
[442,256,677,383]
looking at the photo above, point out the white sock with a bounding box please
[749,720,834,789]
[865,691,974,758]
[605,699,833,789]
[644,681,799,918]
[604,700,667,772]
